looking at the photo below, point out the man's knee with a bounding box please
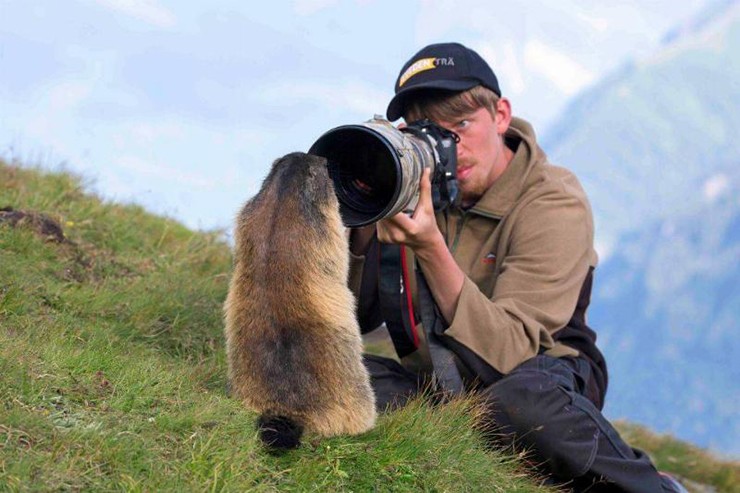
[363,354,422,412]
[484,369,563,435]
[482,365,600,478]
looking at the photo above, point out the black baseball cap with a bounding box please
[386,42,501,121]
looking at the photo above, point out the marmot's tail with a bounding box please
[257,414,304,450]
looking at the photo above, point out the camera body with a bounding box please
[309,117,459,227]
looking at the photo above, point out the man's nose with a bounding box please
[456,140,466,159]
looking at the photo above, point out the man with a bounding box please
[348,42,687,492]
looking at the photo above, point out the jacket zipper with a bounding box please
[470,207,502,221]
[445,208,502,253]
[450,210,467,254]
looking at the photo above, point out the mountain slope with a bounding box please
[595,187,739,455]
[542,0,740,247]
[3,159,739,491]
[540,0,740,457]
[0,159,559,492]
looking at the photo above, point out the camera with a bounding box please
[309,117,459,227]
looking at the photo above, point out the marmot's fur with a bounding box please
[224,152,376,449]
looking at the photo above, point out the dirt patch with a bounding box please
[0,206,70,244]
[1,206,140,284]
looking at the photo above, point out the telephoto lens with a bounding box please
[309,117,457,227]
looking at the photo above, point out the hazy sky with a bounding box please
[0,0,708,234]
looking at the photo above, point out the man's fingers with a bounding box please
[377,168,433,244]
[375,219,394,244]
[388,211,414,231]
[413,167,434,219]
[377,213,412,243]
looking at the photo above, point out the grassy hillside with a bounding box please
[1,160,737,492]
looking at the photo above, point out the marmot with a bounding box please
[224,152,376,450]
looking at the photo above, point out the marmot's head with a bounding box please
[264,152,339,228]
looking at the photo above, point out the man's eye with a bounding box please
[457,120,469,129]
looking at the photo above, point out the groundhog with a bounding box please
[224,152,376,450]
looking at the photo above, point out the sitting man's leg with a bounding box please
[363,354,424,412]
[481,354,672,492]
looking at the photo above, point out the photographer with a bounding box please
[347,43,687,492]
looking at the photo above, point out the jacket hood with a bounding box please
[469,116,546,218]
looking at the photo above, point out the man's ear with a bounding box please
[495,97,512,134]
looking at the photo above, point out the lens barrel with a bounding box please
[309,118,435,227]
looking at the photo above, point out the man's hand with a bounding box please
[376,168,444,253]
[376,167,465,324]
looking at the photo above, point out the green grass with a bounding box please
[1,159,738,492]
[616,421,740,492]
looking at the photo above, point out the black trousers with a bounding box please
[363,353,672,493]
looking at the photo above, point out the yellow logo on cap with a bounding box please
[399,57,437,87]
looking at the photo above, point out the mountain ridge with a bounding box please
[541,0,740,248]
[539,0,740,457]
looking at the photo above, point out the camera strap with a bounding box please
[378,244,419,358]
[415,269,465,396]
[377,243,464,395]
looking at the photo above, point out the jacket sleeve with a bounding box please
[444,189,592,374]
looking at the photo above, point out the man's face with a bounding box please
[435,102,511,207]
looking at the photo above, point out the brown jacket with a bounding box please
[350,116,602,386]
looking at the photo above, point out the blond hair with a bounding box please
[403,85,500,123]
